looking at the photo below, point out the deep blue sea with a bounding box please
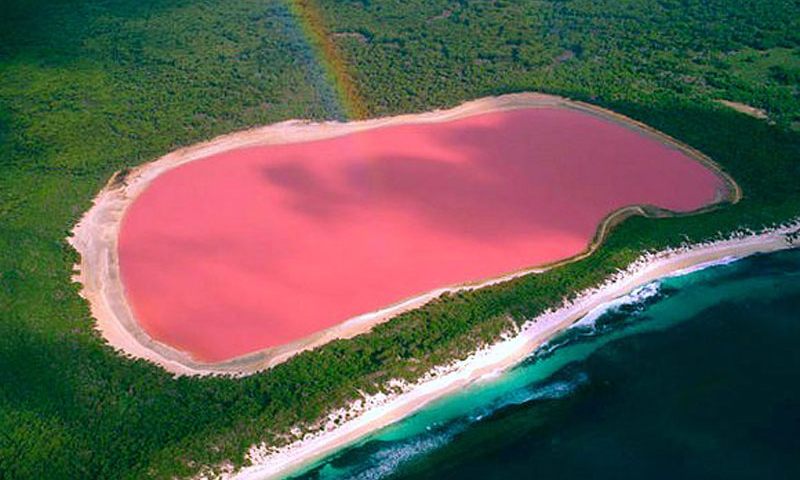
[291,249,800,480]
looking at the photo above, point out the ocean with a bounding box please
[291,249,800,480]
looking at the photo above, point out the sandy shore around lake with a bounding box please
[68,92,739,376]
[202,223,798,480]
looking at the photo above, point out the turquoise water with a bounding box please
[291,249,800,480]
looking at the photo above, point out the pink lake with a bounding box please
[119,107,726,363]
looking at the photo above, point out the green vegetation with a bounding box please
[1,0,799,478]
[724,47,800,120]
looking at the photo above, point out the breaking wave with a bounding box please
[667,255,740,278]
[301,369,590,480]
[572,281,664,330]
[530,280,672,363]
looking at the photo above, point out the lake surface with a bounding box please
[118,107,724,362]
[292,248,800,480]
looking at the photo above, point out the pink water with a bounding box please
[119,108,725,362]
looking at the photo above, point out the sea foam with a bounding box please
[572,280,662,330]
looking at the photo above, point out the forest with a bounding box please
[1,0,799,478]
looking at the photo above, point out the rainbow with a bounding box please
[284,0,368,120]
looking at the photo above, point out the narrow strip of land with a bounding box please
[210,225,799,480]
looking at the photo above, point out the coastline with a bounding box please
[203,223,798,480]
[68,92,739,376]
